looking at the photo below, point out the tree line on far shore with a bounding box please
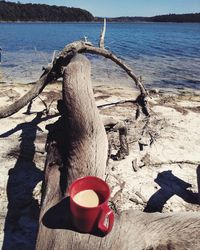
[0,1,94,22]
[0,1,199,23]
[96,13,200,23]
[150,13,200,23]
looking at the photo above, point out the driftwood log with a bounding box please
[36,55,200,250]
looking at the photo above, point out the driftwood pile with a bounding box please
[0,21,200,250]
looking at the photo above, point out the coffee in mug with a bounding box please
[73,189,99,207]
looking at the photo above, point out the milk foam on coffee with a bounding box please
[73,189,99,207]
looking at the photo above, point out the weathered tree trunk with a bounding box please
[36,54,200,250]
[61,54,108,182]
[36,54,108,249]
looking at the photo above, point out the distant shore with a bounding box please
[0,1,200,23]
[0,20,200,24]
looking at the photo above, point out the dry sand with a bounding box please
[0,82,200,249]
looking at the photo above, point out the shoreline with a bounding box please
[1,21,200,24]
[1,80,200,96]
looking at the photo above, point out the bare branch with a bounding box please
[99,18,106,48]
[97,99,136,109]
[82,44,148,96]
[0,71,50,118]
[0,40,148,118]
[0,50,74,119]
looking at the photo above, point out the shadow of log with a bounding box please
[42,197,75,231]
[197,165,200,204]
[144,170,199,213]
[1,112,58,250]
[43,100,69,196]
[42,197,106,237]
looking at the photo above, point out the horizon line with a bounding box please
[96,12,200,19]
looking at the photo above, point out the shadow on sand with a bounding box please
[144,169,199,213]
[1,112,58,250]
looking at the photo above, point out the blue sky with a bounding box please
[9,0,200,17]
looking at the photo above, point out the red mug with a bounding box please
[68,176,114,234]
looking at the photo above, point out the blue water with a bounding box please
[0,22,200,90]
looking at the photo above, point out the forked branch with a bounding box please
[0,32,147,118]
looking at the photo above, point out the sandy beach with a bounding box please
[0,81,200,249]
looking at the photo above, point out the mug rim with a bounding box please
[68,175,110,209]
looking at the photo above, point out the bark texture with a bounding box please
[61,54,108,182]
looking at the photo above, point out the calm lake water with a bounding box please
[0,22,200,90]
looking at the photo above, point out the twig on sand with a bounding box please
[149,160,200,166]
[97,99,136,109]
[139,160,200,169]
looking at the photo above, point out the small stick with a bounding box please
[97,99,136,109]
[149,161,200,167]
[50,50,56,65]
[132,159,138,172]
